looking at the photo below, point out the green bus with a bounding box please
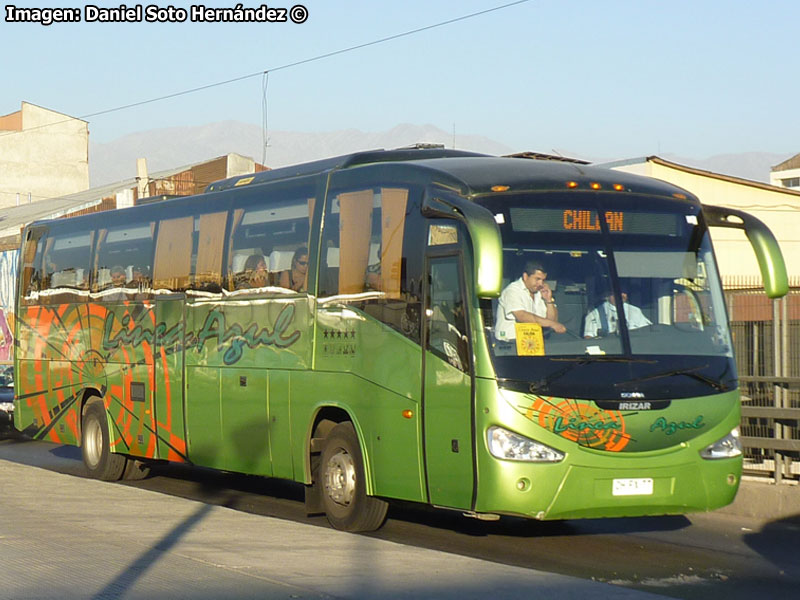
[14,148,788,532]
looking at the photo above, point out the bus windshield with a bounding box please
[477,192,735,400]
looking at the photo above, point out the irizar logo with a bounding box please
[619,392,651,410]
[619,401,652,410]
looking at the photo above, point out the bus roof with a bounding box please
[206,148,698,203]
[25,149,698,235]
[204,147,487,193]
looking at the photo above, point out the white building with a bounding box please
[600,156,800,284]
[0,102,89,209]
[770,153,800,190]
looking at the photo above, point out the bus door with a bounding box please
[422,253,475,508]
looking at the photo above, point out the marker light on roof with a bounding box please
[491,185,510,192]
[673,193,687,200]
[566,181,579,188]
[613,184,625,191]
[590,182,602,190]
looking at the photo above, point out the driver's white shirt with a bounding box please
[494,277,547,340]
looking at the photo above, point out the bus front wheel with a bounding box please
[81,401,126,481]
[320,422,388,532]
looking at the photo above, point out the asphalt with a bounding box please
[0,458,678,600]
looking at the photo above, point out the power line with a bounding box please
[1,0,532,138]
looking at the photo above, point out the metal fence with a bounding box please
[725,276,800,484]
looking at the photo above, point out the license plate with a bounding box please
[612,478,653,496]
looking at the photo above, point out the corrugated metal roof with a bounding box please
[595,155,800,198]
[0,156,233,241]
[648,156,800,196]
[772,152,800,172]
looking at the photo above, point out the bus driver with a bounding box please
[494,260,567,348]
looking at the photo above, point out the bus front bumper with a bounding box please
[474,457,741,521]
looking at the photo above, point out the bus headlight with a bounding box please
[487,426,565,463]
[700,427,742,459]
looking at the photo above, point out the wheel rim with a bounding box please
[84,417,103,468]
[323,449,356,507]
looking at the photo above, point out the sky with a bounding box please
[2,0,800,160]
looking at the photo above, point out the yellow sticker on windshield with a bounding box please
[515,323,544,356]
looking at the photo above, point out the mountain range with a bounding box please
[88,122,794,187]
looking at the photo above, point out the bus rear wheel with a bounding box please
[320,422,388,532]
[81,401,126,481]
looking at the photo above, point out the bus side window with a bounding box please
[92,221,155,299]
[191,211,227,292]
[320,185,413,333]
[40,227,93,304]
[321,188,401,296]
[427,256,470,372]
[224,191,313,293]
[153,217,193,292]
[20,228,46,306]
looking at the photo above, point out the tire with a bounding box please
[319,422,388,532]
[81,401,126,481]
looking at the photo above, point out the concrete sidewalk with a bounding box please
[0,458,671,600]
[717,476,800,524]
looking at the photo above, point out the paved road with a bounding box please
[1,428,798,600]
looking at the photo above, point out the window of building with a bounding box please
[781,177,800,188]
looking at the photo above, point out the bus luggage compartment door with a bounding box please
[153,295,188,461]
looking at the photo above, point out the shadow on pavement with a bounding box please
[90,503,216,600]
[383,499,691,538]
[743,516,800,577]
[50,443,82,460]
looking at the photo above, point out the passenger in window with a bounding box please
[130,265,151,294]
[44,258,58,288]
[239,254,268,289]
[131,265,150,287]
[583,289,651,338]
[77,269,89,290]
[278,247,308,292]
[494,260,566,345]
[364,241,382,291]
[365,262,381,290]
[110,265,127,288]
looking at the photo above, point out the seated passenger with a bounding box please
[278,247,308,292]
[130,265,151,289]
[583,290,651,338]
[110,265,127,288]
[238,254,268,289]
[494,260,567,345]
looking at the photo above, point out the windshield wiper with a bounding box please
[614,365,729,392]
[527,356,653,393]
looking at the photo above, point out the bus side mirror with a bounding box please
[702,204,788,299]
[422,193,503,298]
